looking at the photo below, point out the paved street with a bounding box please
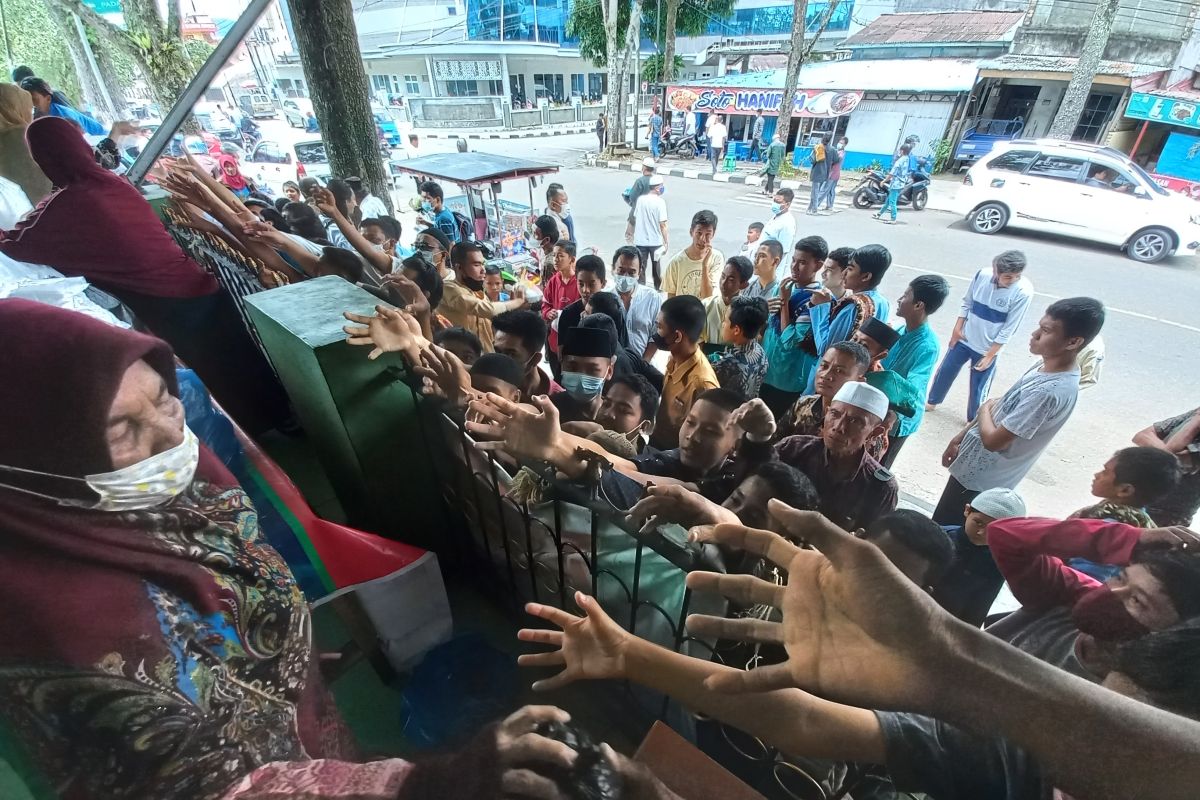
[260,122,1200,517]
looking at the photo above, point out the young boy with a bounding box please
[700,256,753,357]
[852,316,899,370]
[483,264,508,302]
[541,239,579,377]
[934,487,1027,627]
[649,295,720,450]
[433,326,483,367]
[740,221,764,261]
[759,235,828,417]
[555,254,606,357]
[712,295,769,400]
[663,210,723,299]
[805,243,892,394]
[1066,446,1183,580]
[872,142,912,224]
[936,297,1106,527]
[879,274,951,467]
[740,238,779,303]
[927,250,1033,421]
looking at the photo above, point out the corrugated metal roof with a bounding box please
[675,58,981,93]
[979,53,1161,78]
[843,11,1023,47]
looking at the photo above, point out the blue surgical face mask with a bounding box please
[421,200,433,213]
[560,371,605,402]
[614,274,639,294]
[771,202,782,215]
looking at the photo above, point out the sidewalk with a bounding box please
[592,156,962,213]
[420,122,594,140]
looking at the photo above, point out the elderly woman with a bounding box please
[0,300,678,800]
[0,116,286,434]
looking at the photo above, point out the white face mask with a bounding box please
[84,425,200,511]
[371,242,386,253]
[614,274,639,294]
[0,425,201,511]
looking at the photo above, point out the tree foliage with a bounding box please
[640,53,684,82]
[567,0,632,67]
[641,0,736,44]
[2,0,83,102]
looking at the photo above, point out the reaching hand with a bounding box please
[1136,525,1200,556]
[627,484,734,535]
[730,398,776,442]
[243,218,286,245]
[414,345,472,407]
[518,592,633,690]
[465,393,565,463]
[311,186,339,219]
[682,502,955,712]
[342,305,425,361]
[380,273,431,318]
[494,705,578,799]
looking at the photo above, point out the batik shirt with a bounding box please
[712,340,768,400]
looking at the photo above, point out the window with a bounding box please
[447,5,457,14]
[370,75,389,93]
[1027,154,1086,182]
[1084,162,1139,194]
[570,73,585,96]
[1073,93,1118,143]
[588,73,605,96]
[252,141,287,163]
[294,141,328,165]
[487,79,504,95]
[533,73,564,100]
[987,150,1038,173]
[445,80,478,97]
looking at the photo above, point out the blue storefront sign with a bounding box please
[82,0,122,12]
[1125,91,1200,130]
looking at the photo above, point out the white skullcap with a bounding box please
[832,381,889,422]
[969,488,1027,519]
[649,175,664,186]
[642,156,657,169]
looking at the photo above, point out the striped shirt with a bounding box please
[959,268,1034,354]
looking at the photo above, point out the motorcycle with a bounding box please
[851,155,931,211]
[659,127,703,159]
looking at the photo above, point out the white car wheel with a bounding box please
[1128,227,1172,263]
[970,203,1008,235]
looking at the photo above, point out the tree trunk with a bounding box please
[45,3,109,120]
[603,0,624,150]
[91,38,131,119]
[1047,0,1119,139]
[775,0,810,149]
[661,0,680,83]
[616,0,643,148]
[288,0,392,211]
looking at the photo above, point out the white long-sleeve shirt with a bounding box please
[958,268,1034,354]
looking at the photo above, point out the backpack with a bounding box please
[451,210,473,242]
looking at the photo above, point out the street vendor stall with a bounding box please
[389,152,560,283]
[1124,85,1200,200]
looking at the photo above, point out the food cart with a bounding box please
[388,152,560,282]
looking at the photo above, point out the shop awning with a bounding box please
[666,58,979,118]
[977,53,1159,86]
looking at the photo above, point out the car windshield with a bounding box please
[1125,160,1170,195]
[294,141,327,164]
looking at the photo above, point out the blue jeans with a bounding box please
[808,179,826,212]
[820,176,839,209]
[927,340,998,421]
[650,135,661,158]
[881,185,902,220]
[710,144,723,172]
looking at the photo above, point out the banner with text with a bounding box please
[1125,92,1200,131]
[666,86,863,118]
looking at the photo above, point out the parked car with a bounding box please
[193,103,240,142]
[236,91,277,119]
[282,98,314,128]
[293,138,331,183]
[956,138,1200,263]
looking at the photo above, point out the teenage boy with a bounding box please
[758,236,827,418]
[663,210,723,300]
[740,221,764,261]
[700,256,753,356]
[852,316,899,370]
[649,295,720,450]
[740,239,779,303]
[433,326,483,367]
[712,296,769,400]
[880,274,950,467]
[873,142,912,224]
[935,298,1106,527]
[556,254,606,354]
[416,180,460,242]
[492,309,561,400]
[934,487,1028,627]
[761,188,796,281]
[806,243,892,393]
[630,177,668,288]
[927,251,1034,421]
[612,246,663,360]
[541,240,579,377]
[550,326,616,423]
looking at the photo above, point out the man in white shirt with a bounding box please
[629,176,668,289]
[761,187,796,282]
[707,115,728,174]
[346,176,388,221]
[612,245,664,360]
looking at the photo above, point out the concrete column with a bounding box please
[717,54,727,77]
[426,55,439,97]
[501,54,512,104]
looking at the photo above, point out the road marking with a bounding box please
[891,263,1200,335]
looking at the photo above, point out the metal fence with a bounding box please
[165,221,902,800]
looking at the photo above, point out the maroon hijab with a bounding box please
[0,300,352,800]
[0,116,218,299]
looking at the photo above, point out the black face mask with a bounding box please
[460,275,485,292]
[651,333,671,349]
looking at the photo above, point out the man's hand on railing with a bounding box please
[683,501,952,711]
[467,393,568,464]
[414,344,472,408]
[627,484,737,536]
[730,398,776,443]
[518,591,633,690]
[342,305,428,363]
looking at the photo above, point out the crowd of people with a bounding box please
[1,78,1199,799]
